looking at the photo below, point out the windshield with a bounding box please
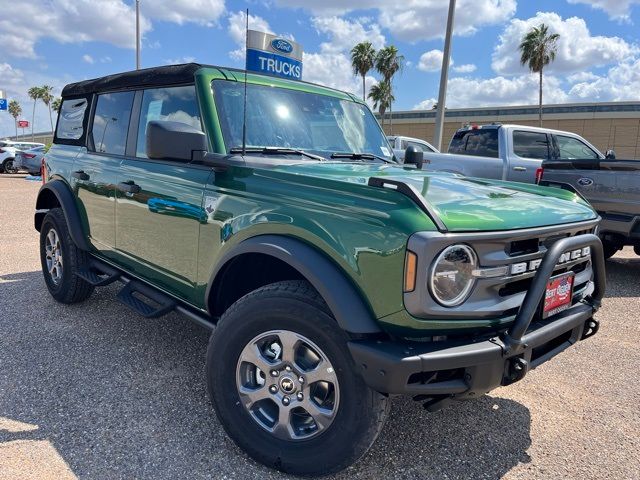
[212,80,394,162]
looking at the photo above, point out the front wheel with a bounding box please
[2,159,16,174]
[206,280,389,476]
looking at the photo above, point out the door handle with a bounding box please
[72,170,90,181]
[513,166,527,172]
[117,181,141,194]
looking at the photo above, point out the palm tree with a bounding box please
[27,86,42,141]
[52,97,62,114]
[40,85,55,134]
[519,23,560,127]
[374,46,405,133]
[8,100,22,140]
[350,42,376,101]
[368,80,394,129]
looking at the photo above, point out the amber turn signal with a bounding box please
[404,251,417,292]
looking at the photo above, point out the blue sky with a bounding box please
[1,0,639,137]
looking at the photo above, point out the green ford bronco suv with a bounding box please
[36,63,605,476]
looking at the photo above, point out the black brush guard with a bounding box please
[348,234,606,402]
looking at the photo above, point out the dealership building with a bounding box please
[382,101,640,158]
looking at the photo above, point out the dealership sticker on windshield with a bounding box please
[380,146,391,156]
[543,272,575,318]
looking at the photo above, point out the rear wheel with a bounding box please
[206,280,389,476]
[39,208,94,303]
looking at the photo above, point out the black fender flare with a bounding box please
[206,235,382,334]
[35,179,91,251]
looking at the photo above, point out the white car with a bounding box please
[387,135,439,163]
[0,140,46,173]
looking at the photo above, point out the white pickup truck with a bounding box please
[411,124,609,184]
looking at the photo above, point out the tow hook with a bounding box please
[503,357,529,386]
[581,318,600,340]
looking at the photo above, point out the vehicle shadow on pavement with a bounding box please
[604,257,640,298]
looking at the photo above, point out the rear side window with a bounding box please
[555,135,599,160]
[56,99,88,140]
[135,85,200,158]
[448,129,499,158]
[513,131,549,160]
[91,92,134,155]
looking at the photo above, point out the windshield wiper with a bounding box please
[230,146,326,161]
[330,152,394,164]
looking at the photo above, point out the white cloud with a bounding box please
[82,54,94,64]
[567,71,599,83]
[413,98,437,110]
[275,0,517,41]
[302,51,377,99]
[311,16,385,53]
[142,0,225,26]
[567,0,640,20]
[227,10,274,61]
[492,12,638,75]
[567,58,640,101]
[164,56,197,65]
[452,63,477,73]
[413,74,569,110]
[418,50,447,72]
[0,63,66,138]
[0,0,226,60]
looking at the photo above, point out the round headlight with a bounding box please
[429,244,477,307]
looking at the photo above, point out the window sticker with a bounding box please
[380,146,391,156]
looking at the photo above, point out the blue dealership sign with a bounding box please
[246,30,303,81]
[0,98,7,111]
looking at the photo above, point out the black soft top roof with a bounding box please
[61,63,216,97]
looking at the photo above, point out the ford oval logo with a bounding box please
[271,38,293,54]
[577,177,594,187]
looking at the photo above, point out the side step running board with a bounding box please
[116,281,176,318]
[77,261,121,286]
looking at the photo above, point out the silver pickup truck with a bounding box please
[540,157,640,259]
[416,124,609,184]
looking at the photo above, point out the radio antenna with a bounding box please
[241,8,249,157]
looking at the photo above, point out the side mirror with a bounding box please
[146,120,207,162]
[605,149,616,160]
[404,145,424,170]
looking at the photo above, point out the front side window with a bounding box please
[91,92,134,155]
[212,80,393,161]
[136,85,201,158]
[448,129,499,158]
[513,131,549,160]
[555,135,599,160]
[56,98,88,140]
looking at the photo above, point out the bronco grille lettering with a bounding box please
[510,247,591,275]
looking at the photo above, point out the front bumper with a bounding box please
[349,234,605,403]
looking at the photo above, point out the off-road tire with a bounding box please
[602,240,620,260]
[40,208,94,303]
[206,280,389,476]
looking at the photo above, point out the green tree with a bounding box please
[350,41,376,101]
[52,97,62,114]
[40,85,55,134]
[27,86,43,141]
[374,46,404,133]
[519,23,560,126]
[8,100,22,140]
[368,80,394,128]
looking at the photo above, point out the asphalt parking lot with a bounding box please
[1,174,639,480]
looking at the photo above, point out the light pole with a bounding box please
[433,0,456,151]
[136,0,141,70]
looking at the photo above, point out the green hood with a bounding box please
[277,163,597,232]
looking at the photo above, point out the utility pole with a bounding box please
[433,0,456,151]
[136,0,141,70]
